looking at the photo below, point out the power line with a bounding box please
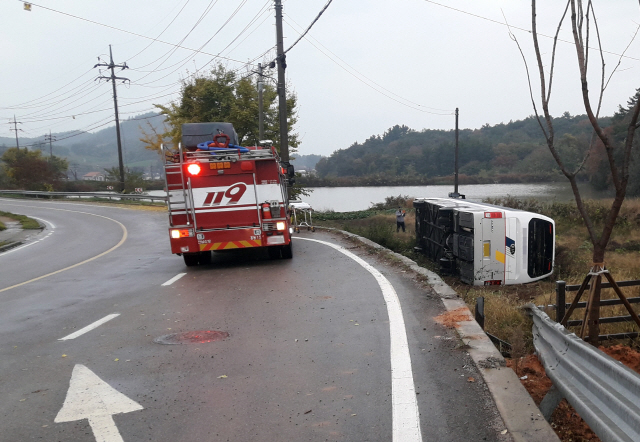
[0,68,96,110]
[17,1,256,66]
[421,0,640,62]
[132,0,221,82]
[284,0,333,55]
[124,0,192,64]
[133,0,252,88]
[283,17,453,115]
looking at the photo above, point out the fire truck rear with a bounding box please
[162,122,294,266]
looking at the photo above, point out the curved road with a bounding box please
[0,198,509,442]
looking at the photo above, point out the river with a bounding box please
[149,182,614,213]
[299,182,614,212]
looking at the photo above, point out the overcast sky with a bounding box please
[1,0,638,157]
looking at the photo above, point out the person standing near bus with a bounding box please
[396,207,406,232]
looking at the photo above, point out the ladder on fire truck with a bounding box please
[162,143,195,229]
[162,142,285,230]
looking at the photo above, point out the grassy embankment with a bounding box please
[0,211,41,230]
[0,211,41,247]
[314,195,640,354]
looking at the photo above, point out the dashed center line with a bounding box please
[59,314,120,341]
[162,273,186,286]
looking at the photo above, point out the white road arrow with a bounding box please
[55,364,143,442]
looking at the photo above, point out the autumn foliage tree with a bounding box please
[143,64,299,156]
[1,148,68,191]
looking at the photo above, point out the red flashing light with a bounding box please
[187,163,201,176]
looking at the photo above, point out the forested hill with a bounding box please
[0,113,165,176]
[313,113,617,187]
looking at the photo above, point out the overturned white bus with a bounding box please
[413,198,555,285]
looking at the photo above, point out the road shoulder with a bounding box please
[320,228,560,442]
[0,216,44,253]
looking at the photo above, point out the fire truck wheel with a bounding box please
[199,251,212,265]
[281,243,293,259]
[268,247,281,259]
[183,253,200,267]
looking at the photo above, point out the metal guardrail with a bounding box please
[0,190,168,203]
[524,304,640,442]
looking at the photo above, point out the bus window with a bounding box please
[528,218,554,278]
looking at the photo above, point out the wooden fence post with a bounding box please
[556,281,566,323]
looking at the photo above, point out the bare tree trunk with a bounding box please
[524,0,640,345]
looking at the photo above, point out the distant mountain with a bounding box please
[291,154,323,171]
[0,112,166,177]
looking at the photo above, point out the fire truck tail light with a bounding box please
[276,222,286,231]
[187,163,201,176]
[240,161,254,171]
[171,229,194,238]
[484,212,503,219]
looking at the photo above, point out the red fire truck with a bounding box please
[163,122,294,266]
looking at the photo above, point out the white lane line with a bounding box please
[31,216,56,229]
[0,208,128,294]
[59,314,120,341]
[297,238,423,442]
[0,216,55,256]
[161,272,187,286]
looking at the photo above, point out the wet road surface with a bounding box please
[0,198,509,441]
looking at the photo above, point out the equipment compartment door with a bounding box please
[480,216,505,284]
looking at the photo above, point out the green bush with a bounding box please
[0,211,40,229]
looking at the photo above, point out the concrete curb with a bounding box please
[320,228,560,442]
[0,222,44,253]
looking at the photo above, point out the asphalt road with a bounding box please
[0,198,510,442]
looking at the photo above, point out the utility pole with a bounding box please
[9,115,23,149]
[95,45,129,193]
[274,0,289,165]
[257,63,265,141]
[449,108,464,199]
[45,130,56,160]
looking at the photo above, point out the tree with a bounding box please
[104,166,145,193]
[1,147,68,190]
[512,1,640,343]
[148,64,299,156]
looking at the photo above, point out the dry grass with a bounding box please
[317,197,640,349]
